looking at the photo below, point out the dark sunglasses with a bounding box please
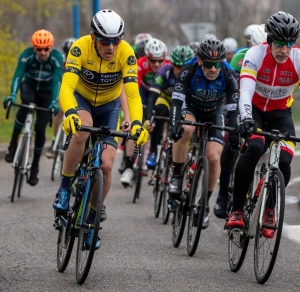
[36,47,50,52]
[273,39,296,48]
[148,58,165,64]
[95,36,122,46]
[202,61,222,69]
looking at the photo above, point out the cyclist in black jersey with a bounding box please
[3,29,63,186]
[169,38,239,229]
[144,45,195,169]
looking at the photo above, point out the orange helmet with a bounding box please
[31,29,54,47]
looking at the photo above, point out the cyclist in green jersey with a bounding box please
[3,29,63,186]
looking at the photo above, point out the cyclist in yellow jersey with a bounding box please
[53,10,148,231]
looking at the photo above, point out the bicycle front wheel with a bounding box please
[187,156,208,257]
[76,169,103,284]
[162,148,171,224]
[56,213,75,272]
[133,145,145,204]
[154,147,164,217]
[11,135,27,202]
[51,132,64,181]
[254,169,285,284]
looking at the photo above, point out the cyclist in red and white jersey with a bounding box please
[226,11,300,238]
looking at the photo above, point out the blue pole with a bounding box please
[73,0,80,38]
[93,0,100,15]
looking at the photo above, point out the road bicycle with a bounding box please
[51,118,66,181]
[227,129,300,284]
[171,119,237,256]
[147,115,172,224]
[6,101,54,202]
[53,123,139,284]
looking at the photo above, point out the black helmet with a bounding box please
[135,38,151,58]
[265,11,300,42]
[62,37,77,56]
[197,38,226,60]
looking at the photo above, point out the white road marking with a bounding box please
[282,222,300,244]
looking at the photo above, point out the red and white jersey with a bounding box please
[239,42,300,120]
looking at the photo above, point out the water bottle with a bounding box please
[185,163,196,192]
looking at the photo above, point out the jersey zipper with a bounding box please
[94,58,102,107]
[37,62,43,91]
[264,63,277,111]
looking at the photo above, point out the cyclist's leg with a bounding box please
[5,82,35,163]
[227,106,265,228]
[169,107,195,199]
[53,93,92,212]
[267,109,295,187]
[214,136,236,218]
[88,97,120,222]
[28,90,52,186]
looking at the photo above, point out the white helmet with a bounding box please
[91,9,125,38]
[223,37,238,52]
[144,38,167,58]
[134,33,152,46]
[244,24,260,40]
[202,33,217,40]
[251,24,267,45]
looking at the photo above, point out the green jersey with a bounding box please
[10,47,63,102]
[230,48,248,73]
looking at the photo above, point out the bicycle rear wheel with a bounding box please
[51,131,64,181]
[187,156,208,257]
[133,145,145,204]
[254,169,285,284]
[11,135,27,202]
[76,169,103,284]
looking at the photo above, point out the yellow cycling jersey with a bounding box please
[59,35,142,123]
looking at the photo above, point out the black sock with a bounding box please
[125,156,133,169]
[59,174,73,190]
[173,162,183,176]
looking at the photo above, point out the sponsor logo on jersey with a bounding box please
[67,59,77,65]
[231,93,239,102]
[70,46,81,57]
[244,60,257,70]
[82,68,94,80]
[108,61,116,70]
[127,69,137,74]
[175,83,184,91]
[127,55,136,66]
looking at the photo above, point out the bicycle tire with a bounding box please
[228,229,250,272]
[56,167,81,272]
[51,132,64,181]
[187,156,208,257]
[172,165,188,247]
[133,145,145,204]
[254,169,285,284]
[11,135,27,202]
[76,169,103,284]
[162,147,171,224]
[56,214,75,272]
[172,194,188,247]
[154,147,164,217]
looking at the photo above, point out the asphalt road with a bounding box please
[1,140,300,291]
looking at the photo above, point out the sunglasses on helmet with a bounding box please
[95,36,122,46]
[273,39,296,48]
[202,61,222,69]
